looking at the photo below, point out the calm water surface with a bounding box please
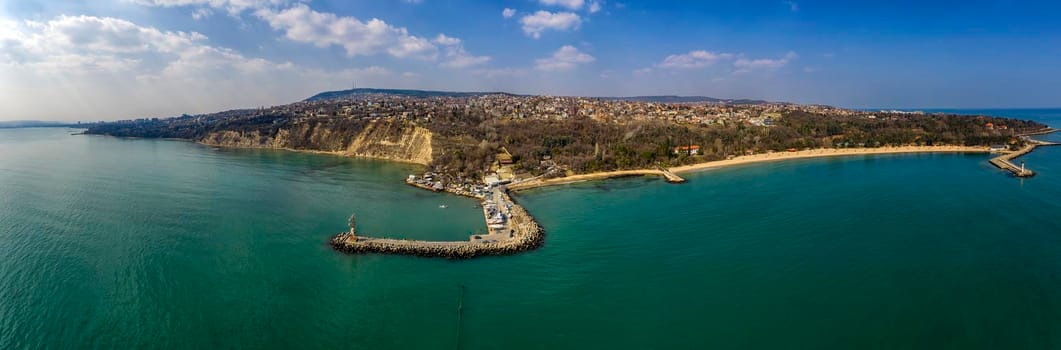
[1,109,1060,349]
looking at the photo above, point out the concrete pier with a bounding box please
[989,139,1059,178]
[657,166,686,183]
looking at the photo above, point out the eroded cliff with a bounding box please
[200,119,433,165]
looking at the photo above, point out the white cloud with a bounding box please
[0,15,398,121]
[535,45,594,71]
[191,7,214,20]
[502,8,517,18]
[136,2,489,68]
[520,11,581,39]
[0,15,208,70]
[648,49,797,74]
[734,51,798,72]
[433,33,461,46]
[433,34,491,68]
[0,14,300,78]
[656,50,734,69]
[130,0,292,16]
[254,4,439,60]
[538,0,584,10]
[588,1,602,13]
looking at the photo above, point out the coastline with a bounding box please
[670,145,992,174]
[196,141,431,166]
[509,145,992,192]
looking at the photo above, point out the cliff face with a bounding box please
[200,119,433,165]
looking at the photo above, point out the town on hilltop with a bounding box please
[87,89,1047,195]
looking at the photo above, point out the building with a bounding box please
[483,174,501,186]
[673,145,701,155]
[497,147,514,165]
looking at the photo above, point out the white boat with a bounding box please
[439,204,448,209]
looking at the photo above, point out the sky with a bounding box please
[1,0,1060,121]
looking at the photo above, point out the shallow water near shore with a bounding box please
[2,109,1061,348]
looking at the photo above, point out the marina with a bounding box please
[330,185,546,259]
[333,165,690,258]
[988,133,1060,177]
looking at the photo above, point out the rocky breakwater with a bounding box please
[330,191,545,259]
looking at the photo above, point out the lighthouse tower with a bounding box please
[347,213,358,240]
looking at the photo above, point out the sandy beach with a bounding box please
[509,145,992,191]
[507,169,672,191]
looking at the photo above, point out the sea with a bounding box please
[1,109,1060,349]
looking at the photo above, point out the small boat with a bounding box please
[439,204,448,209]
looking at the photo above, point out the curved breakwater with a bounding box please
[330,190,546,259]
[989,139,1060,177]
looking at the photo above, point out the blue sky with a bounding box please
[1,0,1060,121]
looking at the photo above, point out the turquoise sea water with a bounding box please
[1,109,1060,349]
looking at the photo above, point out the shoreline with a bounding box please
[670,145,992,174]
[197,141,431,166]
[509,145,992,192]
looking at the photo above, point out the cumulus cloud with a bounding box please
[189,8,213,20]
[588,1,603,13]
[135,1,489,67]
[433,34,491,68]
[502,8,517,18]
[131,0,292,16]
[520,11,581,39]
[0,15,210,71]
[535,45,594,71]
[656,50,734,69]
[538,0,584,10]
[648,49,797,74]
[734,51,798,72]
[0,15,395,121]
[254,4,438,60]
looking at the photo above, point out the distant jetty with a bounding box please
[988,130,1060,177]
